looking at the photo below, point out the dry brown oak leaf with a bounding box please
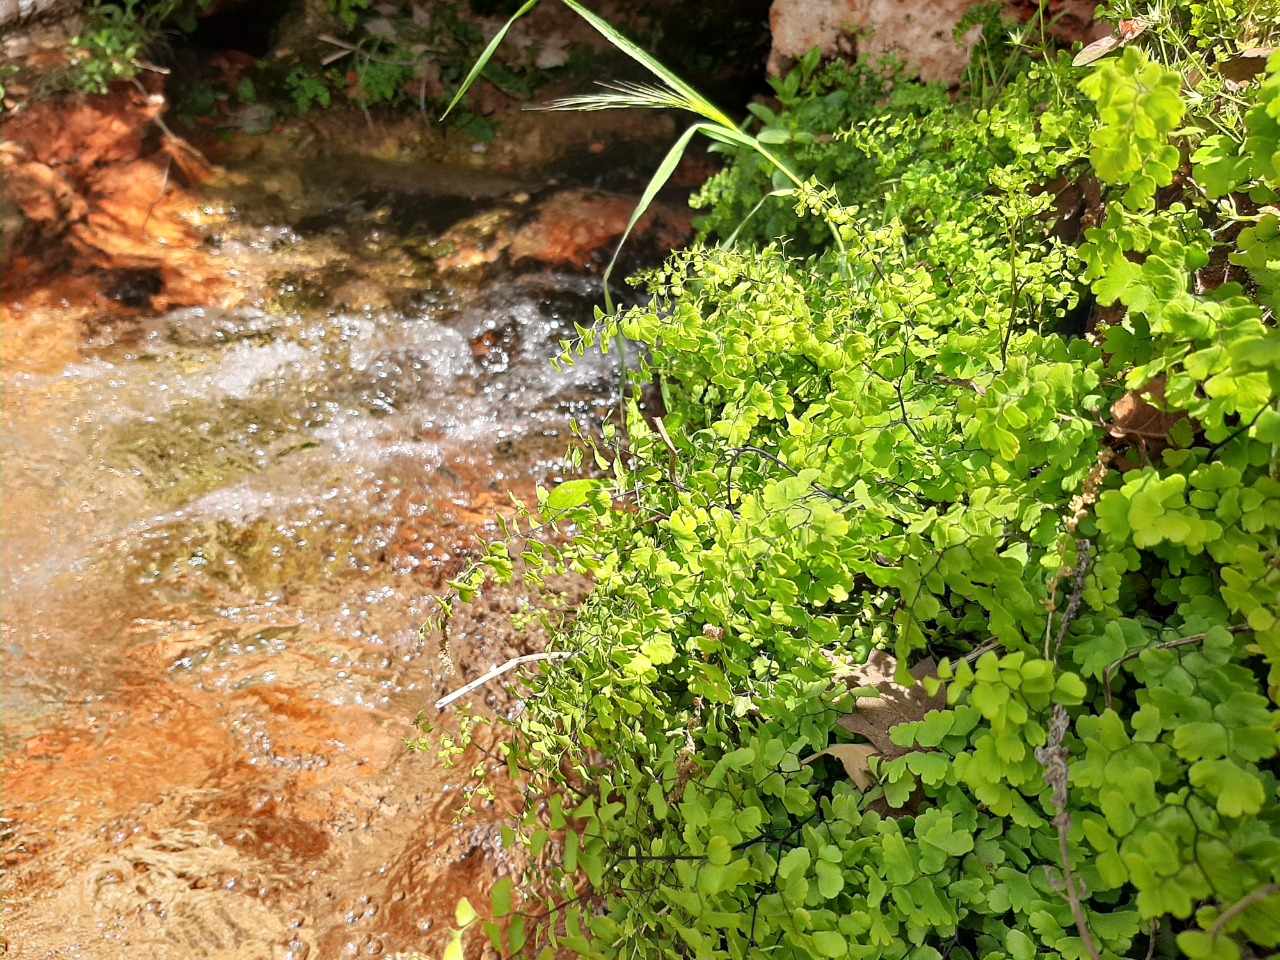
[802,650,945,789]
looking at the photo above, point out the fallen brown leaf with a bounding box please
[1072,18,1149,67]
[1107,376,1186,452]
[804,650,945,790]
[835,650,946,758]
[1219,47,1277,83]
[802,744,879,790]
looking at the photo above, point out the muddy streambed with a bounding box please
[1,144,662,958]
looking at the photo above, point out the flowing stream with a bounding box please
[2,148,632,959]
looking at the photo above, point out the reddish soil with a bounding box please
[2,77,235,313]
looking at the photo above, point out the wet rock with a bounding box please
[505,188,692,269]
[431,208,517,274]
[468,320,519,374]
[1,79,233,315]
[437,188,693,275]
[329,277,395,313]
[227,102,280,135]
[104,269,164,309]
[0,141,88,255]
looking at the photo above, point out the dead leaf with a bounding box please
[1107,375,1187,452]
[1073,35,1122,67]
[1073,19,1149,67]
[833,649,946,759]
[363,17,396,37]
[1219,47,1277,83]
[802,744,878,790]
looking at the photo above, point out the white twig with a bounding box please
[434,652,577,710]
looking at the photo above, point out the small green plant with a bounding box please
[287,0,549,125]
[63,0,155,94]
[953,0,1055,107]
[155,0,555,128]
[329,0,371,30]
[0,63,18,103]
[56,0,209,95]
[284,66,331,114]
[420,4,1280,960]
[690,53,943,253]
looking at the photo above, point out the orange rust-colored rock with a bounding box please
[5,81,162,174]
[0,142,88,230]
[1,79,233,316]
[504,188,685,268]
[438,187,694,274]
[3,681,236,850]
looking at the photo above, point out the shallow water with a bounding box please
[2,153,621,959]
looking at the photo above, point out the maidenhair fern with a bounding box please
[420,4,1280,960]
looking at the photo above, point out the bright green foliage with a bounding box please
[284,67,332,114]
[690,55,945,252]
[1080,48,1184,209]
[330,0,371,30]
[55,0,210,95]
[426,5,1280,960]
[1185,0,1280,47]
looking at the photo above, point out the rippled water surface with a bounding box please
[3,155,621,959]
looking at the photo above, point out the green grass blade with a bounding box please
[702,124,775,155]
[724,189,794,246]
[601,121,710,312]
[561,0,737,128]
[442,0,540,119]
[602,123,710,418]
